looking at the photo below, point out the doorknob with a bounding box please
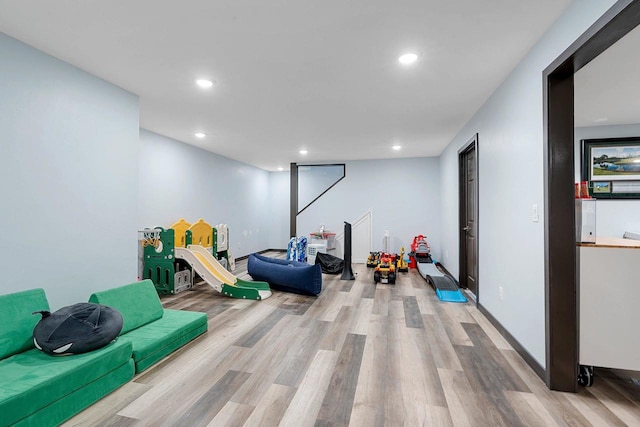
[463,226,470,231]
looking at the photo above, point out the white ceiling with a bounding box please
[0,1,572,171]
[575,24,640,128]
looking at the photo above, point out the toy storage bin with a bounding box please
[307,243,327,265]
[309,232,336,250]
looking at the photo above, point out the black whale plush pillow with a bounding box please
[33,302,123,355]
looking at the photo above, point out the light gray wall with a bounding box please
[0,33,140,309]
[138,129,270,257]
[296,158,441,258]
[298,165,345,210]
[575,124,640,237]
[438,0,617,367]
[268,171,290,249]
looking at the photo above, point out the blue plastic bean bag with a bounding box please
[248,253,322,296]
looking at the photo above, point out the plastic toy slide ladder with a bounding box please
[175,245,271,300]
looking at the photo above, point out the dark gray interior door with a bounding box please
[460,143,478,297]
[465,148,478,295]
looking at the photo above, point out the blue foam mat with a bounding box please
[436,289,468,303]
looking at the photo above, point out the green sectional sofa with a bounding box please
[89,279,208,373]
[0,281,207,426]
[0,289,135,427]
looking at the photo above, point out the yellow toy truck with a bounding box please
[366,251,381,268]
[397,247,409,272]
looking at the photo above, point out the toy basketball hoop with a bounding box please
[140,228,162,248]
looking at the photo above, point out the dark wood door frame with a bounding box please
[459,134,479,304]
[544,0,640,392]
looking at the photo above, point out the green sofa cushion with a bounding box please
[119,309,207,372]
[0,339,132,426]
[89,279,163,334]
[0,288,49,360]
[12,359,134,427]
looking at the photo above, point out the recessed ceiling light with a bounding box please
[299,149,308,155]
[195,132,206,138]
[594,117,609,123]
[196,79,214,88]
[392,145,402,151]
[278,167,284,171]
[398,53,418,65]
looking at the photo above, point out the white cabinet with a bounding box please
[579,237,640,371]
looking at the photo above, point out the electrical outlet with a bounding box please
[445,250,449,259]
[532,204,539,222]
[499,286,504,301]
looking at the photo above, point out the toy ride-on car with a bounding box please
[374,253,397,284]
[411,234,432,263]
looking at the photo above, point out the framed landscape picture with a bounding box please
[581,137,640,198]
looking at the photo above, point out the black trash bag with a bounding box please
[33,302,123,355]
[315,252,344,274]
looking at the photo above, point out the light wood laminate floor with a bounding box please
[64,252,640,426]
